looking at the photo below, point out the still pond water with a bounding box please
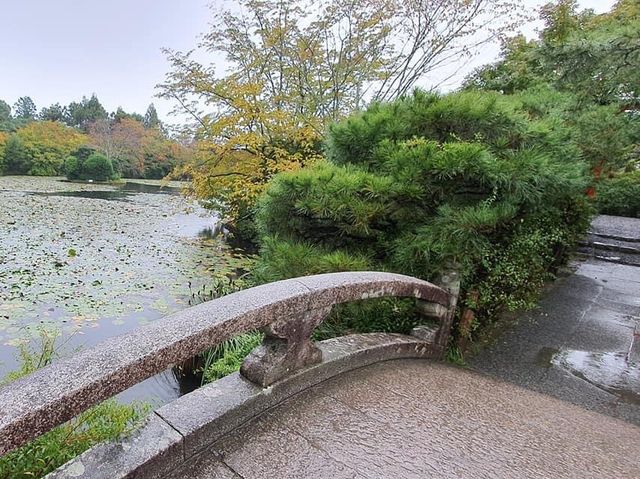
[0,176,240,404]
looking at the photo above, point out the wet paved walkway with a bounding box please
[471,216,640,425]
[167,359,639,478]
[161,215,640,478]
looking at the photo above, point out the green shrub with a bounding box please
[28,159,58,176]
[252,235,373,284]
[0,401,148,479]
[324,90,551,167]
[143,152,176,179]
[81,153,116,181]
[255,90,591,341]
[63,155,80,179]
[64,149,117,182]
[596,171,640,217]
[0,333,149,479]
[572,105,638,170]
[3,134,30,174]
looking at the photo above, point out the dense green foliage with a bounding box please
[0,401,148,479]
[254,90,591,338]
[65,150,117,182]
[201,333,263,383]
[2,134,29,174]
[0,94,186,179]
[596,171,640,218]
[464,0,640,177]
[0,335,148,479]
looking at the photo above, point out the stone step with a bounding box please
[577,247,640,267]
[580,234,640,255]
[590,215,640,243]
[589,231,640,244]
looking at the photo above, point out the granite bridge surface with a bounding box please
[1,217,639,478]
[160,358,639,479]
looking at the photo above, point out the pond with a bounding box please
[0,176,244,405]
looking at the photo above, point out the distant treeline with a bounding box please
[0,95,192,179]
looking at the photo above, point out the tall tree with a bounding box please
[13,96,37,120]
[464,0,640,172]
[143,103,161,129]
[88,117,181,178]
[0,100,12,132]
[15,121,87,175]
[465,0,640,107]
[0,131,8,173]
[3,134,30,174]
[39,103,67,122]
[373,0,523,101]
[112,107,144,123]
[0,100,10,123]
[159,0,523,223]
[66,94,108,130]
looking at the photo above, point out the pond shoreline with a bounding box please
[0,175,244,406]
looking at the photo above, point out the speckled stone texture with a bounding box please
[47,414,183,479]
[166,359,640,479]
[590,214,640,242]
[0,272,450,456]
[240,306,332,386]
[157,333,435,459]
[44,333,436,478]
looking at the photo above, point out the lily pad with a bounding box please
[0,176,232,385]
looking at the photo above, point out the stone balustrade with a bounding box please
[0,271,458,459]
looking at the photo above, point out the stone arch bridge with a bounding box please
[0,271,638,478]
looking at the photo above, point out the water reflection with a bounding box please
[551,349,640,405]
[33,189,133,202]
[117,369,181,406]
[32,181,182,202]
[119,181,181,195]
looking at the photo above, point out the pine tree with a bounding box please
[13,97,37,120]
[143,104,160,129]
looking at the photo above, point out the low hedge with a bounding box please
[596,171,640,218]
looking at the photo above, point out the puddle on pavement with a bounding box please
[539,347,640,405]
[535,347,560,368]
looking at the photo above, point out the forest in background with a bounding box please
[0,94,192,180]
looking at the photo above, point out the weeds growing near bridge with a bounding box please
[0,331,149,479]
[201,332,264,384]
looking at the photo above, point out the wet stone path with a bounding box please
[168,216,640,478]
[471,215,640,425]
[45,215,640,478]
[166,359,640,478]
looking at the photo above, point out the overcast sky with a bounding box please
[0,0,616,122]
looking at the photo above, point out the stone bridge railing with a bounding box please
[0,271,459,468]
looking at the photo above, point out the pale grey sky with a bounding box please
[0,0,617,122]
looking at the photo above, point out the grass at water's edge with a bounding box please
[0,333,150,479]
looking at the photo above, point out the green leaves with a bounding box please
[254,89,591,339]
[596,171,640,218]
